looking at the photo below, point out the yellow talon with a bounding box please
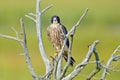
[54,52,58,57]
[54,50,61,57]
[56,50,61,53]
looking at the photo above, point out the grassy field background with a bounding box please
[0,0,120,80]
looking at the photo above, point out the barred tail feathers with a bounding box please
[63,50,75,66]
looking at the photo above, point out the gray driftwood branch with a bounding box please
[0,34,22,42]
[24,0,53,79]
[86,48,102,80]
[62,40,99,80]
[67,8,88,36]
[101,45,120,80]
[41,5,53,14]
[20,18,40,80]
[0,19,39,80]
[35,0,52,76]
[26,0,53,77]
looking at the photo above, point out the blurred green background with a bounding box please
[0,0,120,80]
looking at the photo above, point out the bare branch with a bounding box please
[20,18,39,80]
[102,65,120,72]
[62,40,99,80]
[0,18,40,80]
[11,27,19,38]
[113,55,120,61]
[42,67,54,79]
[79,73,101,80]
[112,46,120,56]
[86,69,100,80]
[84,60,103,65]
[86,48,102,80]
[25,15,36,23]
[67,8,88,36]
[101,45,120,80]
[58,32,74,80]
[117,50,120,52]
[28,13,36,17]
[41,5,53,14]
[0,34,22,42]
[36,0,51,76]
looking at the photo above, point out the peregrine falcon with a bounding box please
[47,16,75,66]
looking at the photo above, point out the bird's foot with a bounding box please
[54,50,61,57]
[56,50,61,53]
[54,52,58,57]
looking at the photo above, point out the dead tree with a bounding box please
[0,0,120,80]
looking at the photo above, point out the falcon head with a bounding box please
[51,16,60,24]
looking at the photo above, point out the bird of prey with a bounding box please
[47,16,75,66]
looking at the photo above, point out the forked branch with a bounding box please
[36,0,52,75]
[0,19,39,80]
[86,48,102,80]
[20,18,39,79]
[101,45,120,80]
[62,40,99,80]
